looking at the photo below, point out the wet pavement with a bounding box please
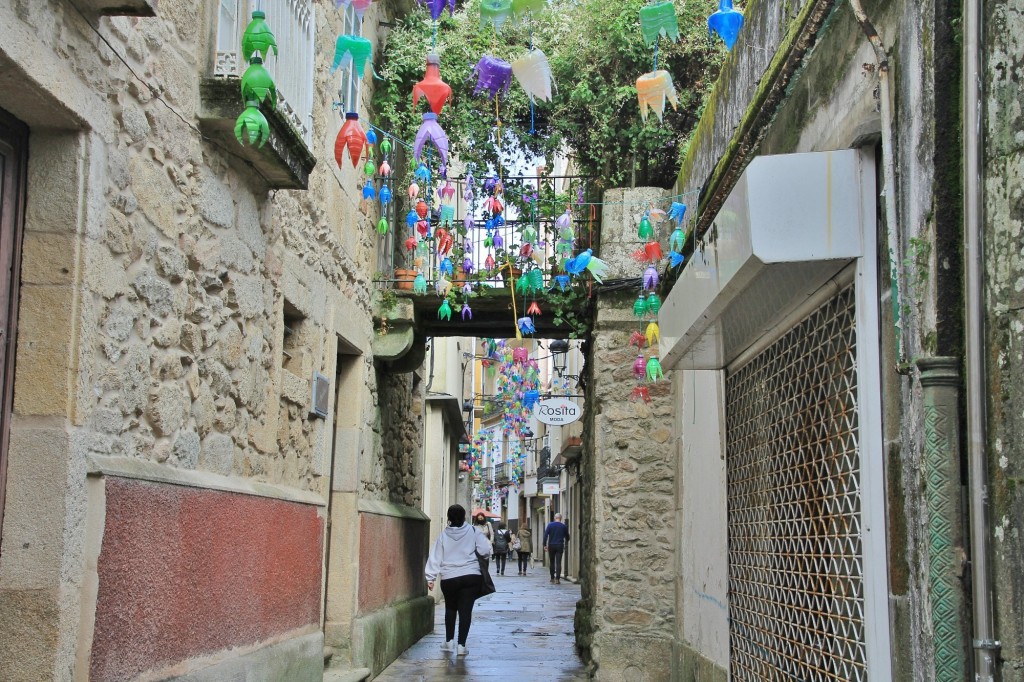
[374,565,590,681]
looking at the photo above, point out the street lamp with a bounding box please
[548,339,579,381]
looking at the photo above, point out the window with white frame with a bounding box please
[214,0,315,146]
[338,5,363,113]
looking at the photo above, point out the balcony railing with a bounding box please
[494,462,509,483]
[214,0,315,146]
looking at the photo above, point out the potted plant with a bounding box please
[394,266,416,291]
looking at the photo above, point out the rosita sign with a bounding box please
[533,397,582,425]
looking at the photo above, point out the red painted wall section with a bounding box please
[357,513,429,614]
[90,477,324,681]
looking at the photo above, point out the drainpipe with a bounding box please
[963,0,1000,675]
[848,0,905,367]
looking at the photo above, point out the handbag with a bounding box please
[512,536,521,551]
[475,530,496,597]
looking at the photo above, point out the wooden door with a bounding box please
[0,108,28,548]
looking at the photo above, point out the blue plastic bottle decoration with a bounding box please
[708,0,744,50]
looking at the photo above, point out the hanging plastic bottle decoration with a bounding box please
[643,265,660,290]
[639,1,680,45]
[646,320,661,345]
[235,102,270,147]
[512,0,545,19]
[708,0,745,50]
[406,210,418,228]
[408,182,420,199]
[331,35,373,76]
[517,317,536,335]
[414,113,449,164]
[633,295,649,319]
[235,11,278,148]
[646,357,665,381]
[632,354,647,379]
[362,182,376,201]
[629,330,646,349]
[637,70,679,122]
[462,302,473,320]
[480,0,514,31]
[436,227,454,255]
[630,386,652,403]
[647,292,662,315]
[565,249,610,283]
[413,272,428,294]
[377,217,389,235]
[436,275,452,297]
[420,0,456,20]
[670,251,686,268]
[638,214,654,241]
[241,57,277,106]
[404,235,418,251]
[335,112,368,167]
[379,184,392,206]
[440,204,455,225]
[440,257,454,277]
[555,274,571,291]
[472,56,514,99]
[351,0,373,20]
[242,10,278,62]
[413,54,452,115]
[669,227,686,252]
[511,49,553,103]
[644,240,664,262]
[527,301,542,316]
[512,347,529,364]
[438,299,452,320]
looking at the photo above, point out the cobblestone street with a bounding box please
[374,568,589,681]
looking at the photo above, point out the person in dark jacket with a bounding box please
[543,513,570,584]
[492,521,512,575]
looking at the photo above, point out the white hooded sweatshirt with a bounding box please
[424,523,493,582]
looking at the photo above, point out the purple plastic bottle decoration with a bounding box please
[643,265,659,290]
[420,0,455,21]
[708,0,744,50]
[462,282,474,296]
[462,302,473,320]
[464,186,475,202]
[484,175,498,195]
[471,56,514,99]
[555,209,572,232]
[463,257,474,273]
[413,112,449,165]
[493,233,504,249]
[464,214,475,230]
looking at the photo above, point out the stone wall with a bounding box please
[0,0,423,679]
[577,186,677,681]
[984,0,1024,676]
[367,369,424,507]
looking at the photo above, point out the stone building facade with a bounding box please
[595,0,1024,681]
[0,0,430,680]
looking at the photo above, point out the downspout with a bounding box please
[963,0,1000,674]
[848,0,905,367]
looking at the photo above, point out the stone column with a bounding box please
[916,357,970,681]
[576,187,677,681]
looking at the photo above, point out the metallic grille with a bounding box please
[725,286,866,681]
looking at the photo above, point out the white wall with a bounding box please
[675,369,729,669]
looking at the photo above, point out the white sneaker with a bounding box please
[456,645,468,656]
[440,640,454,652]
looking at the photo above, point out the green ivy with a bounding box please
[374,0,725,188]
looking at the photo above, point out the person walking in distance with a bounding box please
[543,513,570,584]
[473,511,493,557]
[425,504,493,657]
[493,521,512,576]
[514,519,532,575]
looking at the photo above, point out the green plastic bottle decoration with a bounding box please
[364,160,376,177]
[234,102,270,147]
[647,292,662,315]
[380,138,392,155]
[413,273,428,294]
[633,295,649,319]
[242,11,278,62]
[241,56,277,106]
[639,2,680,46]
[480,0,514,31]
[377,217,389,235]
[646,357,665,382]
[438,299,453,321]
[638,215,654,240]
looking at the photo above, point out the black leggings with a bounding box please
[495,552,507,574]
[518,552,531,572]
[440,574,480,645]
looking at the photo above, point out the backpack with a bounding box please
[493,529,510,552]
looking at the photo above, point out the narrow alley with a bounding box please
[373,572,588,682]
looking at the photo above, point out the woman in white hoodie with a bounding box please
[425,504,493,656]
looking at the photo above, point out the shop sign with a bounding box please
[534,397,582,425]
[543,482,561,495]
